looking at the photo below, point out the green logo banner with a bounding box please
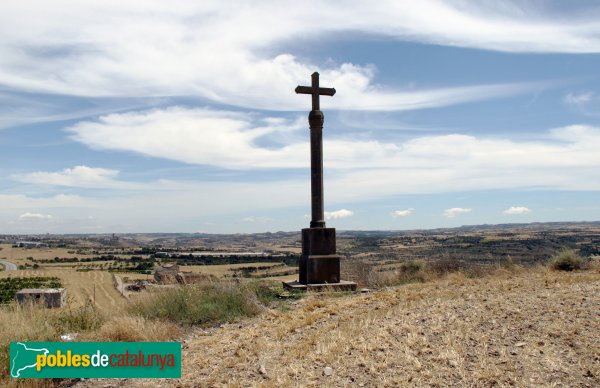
[10,342,181,378]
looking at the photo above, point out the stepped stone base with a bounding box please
[288,226,356,292]
[282,280,357,292]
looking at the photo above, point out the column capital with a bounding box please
[308,110,324,127]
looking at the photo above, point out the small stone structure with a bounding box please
[15,288,66,308]
[154,265,210,285]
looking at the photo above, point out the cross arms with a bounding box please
[295,72,336,111]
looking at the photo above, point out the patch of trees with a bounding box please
[230,264,283,272]
[162,253,299,267]
[0,277,62,303]
[30,255,155,263]
[578,245,600,257]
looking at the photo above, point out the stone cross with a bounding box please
[295,71,336,111]
[295,72,336,228]
[283,72,356,290]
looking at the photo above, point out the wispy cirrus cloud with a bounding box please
[564,92,594,106]
[13,166,120,188]
[0,1,585,113]
[564,91,599,116]
[65,109,600,194]
[12,165,183,191]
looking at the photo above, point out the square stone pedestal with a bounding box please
[283,227,357,292]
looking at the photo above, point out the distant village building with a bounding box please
[153,265,209,285]
[15,288,66,308]
[15,241,46,248]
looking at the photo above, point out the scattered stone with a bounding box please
[259,364,268,377]
[323,366,333,376]
[60,333,78,342]
[277,291,293,299]
[515,342,527,347]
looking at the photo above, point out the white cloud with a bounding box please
[443,208,472,218]
[325,209,354,220]
[564,92,594,106]
[66,111,600,192]
[66,108,308,169]
[0,91,151,130]
[12,165,187,190]
[391,208,414,218]
[564,92,599,116]
[0,1,584,113]
[18,212,52,221]
[14,166,120,188]
[240,216,273,223]
[0,182,308,233]
[0,194,84,209]
[503,206,531,215]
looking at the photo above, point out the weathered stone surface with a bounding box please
[292,72,356,290]
[299,227,339,284]
[282,280,357,292]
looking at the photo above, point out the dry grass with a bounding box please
[0,302,179,386]
[173,262,292,277]
[76,267,600,387]
[3,262,598,387]
[0,269,128,312]
[82,315,182,342]
[128,280,265,326]
[548,249,586,271]
[343,257,521,288]
[0,301,100,387]
[0,244,97,265]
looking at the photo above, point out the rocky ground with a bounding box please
[77,267,600,387]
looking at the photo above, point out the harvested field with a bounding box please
[169,262,294,277]
[0,244,96,265]
[77,268,600,387]
[0,269,127,312]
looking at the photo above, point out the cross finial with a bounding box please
[295,72,336,111]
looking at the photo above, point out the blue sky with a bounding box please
[1,1,600,233]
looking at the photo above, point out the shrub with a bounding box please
[399,260,425,274]
[343,259,427,288]
[549,249,585,271]
[427,259,462,275]
[129,280,263,326]
[52,302,104,333]
[245,281,280,305]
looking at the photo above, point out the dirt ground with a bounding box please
[77,268,600,387]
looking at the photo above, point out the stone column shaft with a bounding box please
[309,110,325,228]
